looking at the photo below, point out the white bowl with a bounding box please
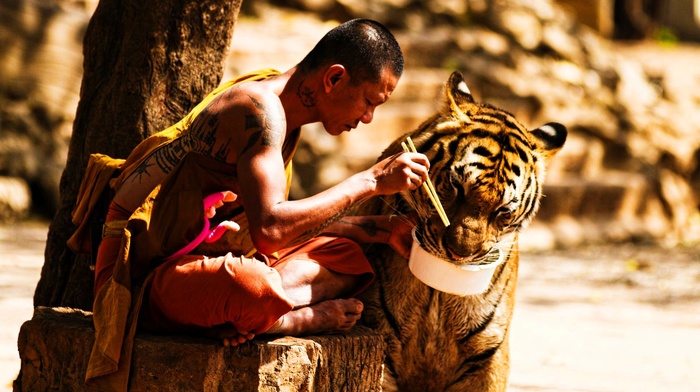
[408,231,505,296]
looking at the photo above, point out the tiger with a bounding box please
[355,70,567,391]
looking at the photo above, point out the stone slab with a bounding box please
[14,307,385,391]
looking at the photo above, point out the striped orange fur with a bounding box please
[357,71,567,391]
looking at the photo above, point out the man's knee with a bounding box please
[144,253,293,333]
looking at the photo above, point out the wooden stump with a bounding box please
[15,307,385,391]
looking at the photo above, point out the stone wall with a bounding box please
[2,0,699,246]
[0,0,90,219]
[234,1,700,246]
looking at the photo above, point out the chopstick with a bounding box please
[401,137,450,227]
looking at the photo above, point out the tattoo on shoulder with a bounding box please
[245,113,263,130]
[297,79,316,108]
[262,126,283,147]
[240,131,262,157]
[250,95,264,110]
[245,96,266,132]
[183,97,231,160]
[239,95,285,156]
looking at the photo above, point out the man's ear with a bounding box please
[323,64,346,92]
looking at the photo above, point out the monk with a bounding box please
[70,18,429,388]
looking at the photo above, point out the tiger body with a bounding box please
[356,71,567,391]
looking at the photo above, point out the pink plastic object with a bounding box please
[162,192,231,262]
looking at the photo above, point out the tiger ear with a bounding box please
[530,122,568,158]
[443,71,477,120]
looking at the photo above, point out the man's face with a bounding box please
[321,67,399,136]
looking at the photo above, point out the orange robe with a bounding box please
[67,69,374,391]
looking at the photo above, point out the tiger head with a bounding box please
[394,71,567,264]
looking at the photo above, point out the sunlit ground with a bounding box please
[0,222,47,392]
[1,222,699,391]
[510,240,700,391]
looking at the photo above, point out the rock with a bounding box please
[0,0,87,220]
[0,177,31,221]
[498,7,543,50]
[3,0,700,244]
[542,22,585,63]
[15,307,385,391]
[519,222,557,251]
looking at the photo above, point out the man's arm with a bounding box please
[321,215,415,258]
[324,215,392,244]
[233,91,428,255]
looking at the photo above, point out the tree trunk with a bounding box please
[34,0,242,309]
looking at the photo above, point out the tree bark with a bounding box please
[34,0,242,309]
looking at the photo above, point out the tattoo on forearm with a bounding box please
[295,206,354,244]
[132,161,154,183]
[154,137,186,173]
[337,218,390,238]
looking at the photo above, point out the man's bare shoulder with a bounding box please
[229,75,285,105]
[214,77,287,156]
[212,79,284,128]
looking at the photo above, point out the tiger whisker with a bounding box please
[378,198,407,217]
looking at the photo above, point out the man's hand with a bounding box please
[387,213,417,259]
[204,190,237,219]
[370,152,430,196]
[204,191,241,244]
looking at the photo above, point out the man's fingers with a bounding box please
[400,153,430,183]
[205,205,217,219]
[401,151,430,170]
[221,190,237,202]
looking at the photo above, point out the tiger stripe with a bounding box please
[357,71,566,391]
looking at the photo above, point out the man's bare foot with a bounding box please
[208,324,255,347]
[265,298,364,336]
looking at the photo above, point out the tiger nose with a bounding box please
[447,229,492,259]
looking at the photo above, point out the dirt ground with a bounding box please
[510,241,700,391]
[1,222,699,392]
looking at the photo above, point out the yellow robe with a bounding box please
[67,69,299,390]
